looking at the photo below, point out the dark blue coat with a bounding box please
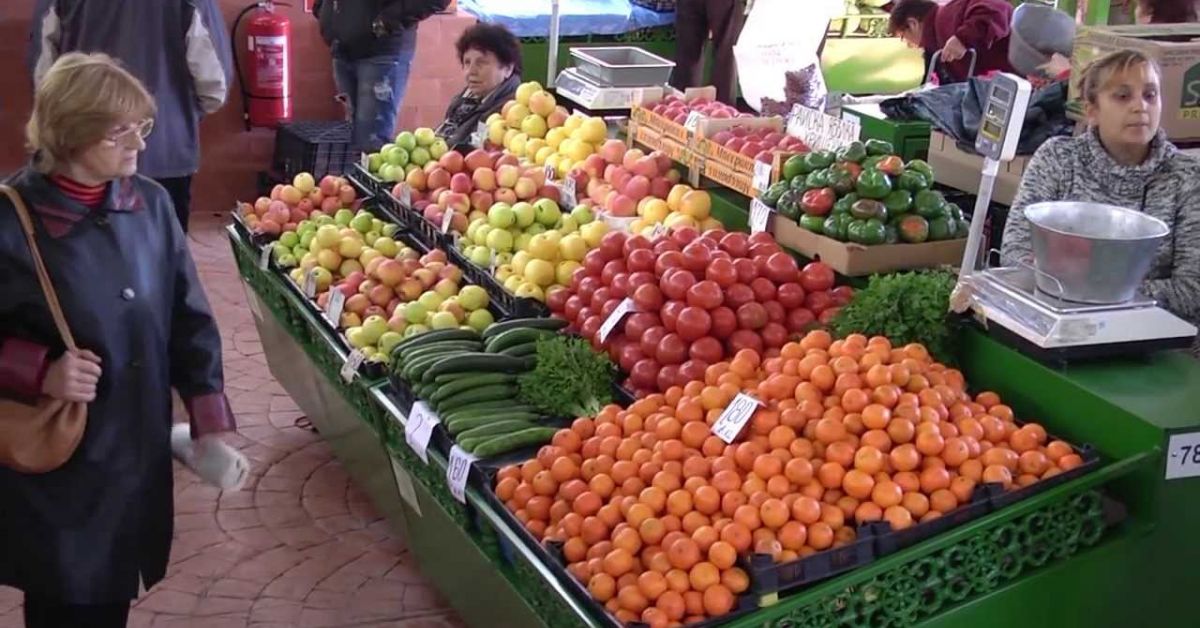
[0,168,234,604]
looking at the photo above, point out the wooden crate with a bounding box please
[772,218,967,276]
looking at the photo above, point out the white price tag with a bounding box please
[711,393,764,443]
[753,160,773,193]
[650,223,668,239]
[561,177,578,209]
[749,199,773,235]
[786,104,862,152]
[471,121,488,148]
[1165,432,1200,479]
[360,152,371,171]
[340,349,366,382]
[447,444,478,503]
[258,245,272,270]
[303,268,319,298]
[489,250,498,274]
[441,209,455,234]
[684,111,704,132]
[598,298,637,344]
[325,288,346,323]
[405,401,440,464]
[399,184,412,207]
[543,164,556,182]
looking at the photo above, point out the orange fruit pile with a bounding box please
[494,331,1084,627]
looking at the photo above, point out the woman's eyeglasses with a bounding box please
[102,118,154,147]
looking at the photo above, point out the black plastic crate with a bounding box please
[744,525,877,595]
[446,246,551,320]
[349,162,391,200]
[988,444,1102,511]
[271,120,354,180]
[870,483,1001,558]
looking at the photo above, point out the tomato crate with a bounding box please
[445,246,550,320]
[870,484,1000,558]
[771,217,967,276]
[744,525,877,596]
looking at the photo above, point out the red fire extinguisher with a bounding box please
[233,1,293,129]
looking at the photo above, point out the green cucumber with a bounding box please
[481,318,567,341]
[456,420,537,441]
[390,328,480,357]
[484,327,556,353]
[423,353,531,383]
[398,340,483,364]
[447,412,542,434]
[444,404,538,425]
[497,342,538,358]
[402,351,471,382]
[433,371,487,386]
[430,373,519,404]
[436,384,517,414]
[472,427,559,458]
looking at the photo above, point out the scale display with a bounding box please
[974,75,1031,161]
[553,68,663,111]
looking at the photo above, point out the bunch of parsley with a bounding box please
[830,269,960,363]
[518,336,615,418]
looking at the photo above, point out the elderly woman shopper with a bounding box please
[0,53,236,627]
[435,22,522,150]
[1002,49,1200,351]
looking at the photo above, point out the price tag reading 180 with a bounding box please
[749,199,773,235]
[405,401,440,464]
[1165,432,1200,479]
[447,445,478,503]
[711,393,764,443]
[598,298,637,343]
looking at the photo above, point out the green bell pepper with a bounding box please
[833,192,858,215]
[850,199,888,222]
[914,189,948,220]
[805,169,831,189]
[861,155,884,171]
[823,214,850,241]
[799,214,827,233]
[762,181,789,208]
[803,151,835,171]
[777,190,800,220]
[865,138,894,156]
[847,219,867,244]
[905,158,935,182]
[883,190,913,214]
[928,217,955,241]
[826,165,855,195]
[835,141,867,164]
[897,170,929,193]
[855,169,892,200]
[782,154,809,180]
[789,174,808,191]
[884,224,900,244]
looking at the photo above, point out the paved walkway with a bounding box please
[0,213,463,628]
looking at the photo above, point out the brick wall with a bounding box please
[0,0,476,213]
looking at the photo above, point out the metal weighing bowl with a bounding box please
[569,46,675,87]
[1025,201,1169,304]
[1009,3,1076,76]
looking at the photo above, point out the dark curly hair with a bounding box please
[455,23,523,74]
[887,0,937,36]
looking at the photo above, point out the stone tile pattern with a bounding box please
[0,214,464,628]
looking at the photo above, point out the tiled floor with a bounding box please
[0,213,463,628]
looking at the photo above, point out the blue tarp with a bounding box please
[459,0,675,38]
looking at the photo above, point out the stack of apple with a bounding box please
[397,148,563,237]
[546,228,853,396]
[626,183,718,237]
[708,125,810,163]
[238,172,359,236]
[365,128,450,183]
[641,94,749,124]
[284,209,403,287]
[485,81,612,179]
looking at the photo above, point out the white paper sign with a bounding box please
[340,349,366,382]
[753,160,773,193]
[471,122,488,148]
[598,298,637,343]
[1165,432,1200,479]
[561,178,578,209]
[447,444,478,503]
[398,184,412,207]
[650,223,668,239]
[684,111,704,132]
[258,245,273,270]
[303,268,320,298]
[325,288,346,323]
[360,152,371,171]
[489,250,499,274]
[543,164,556,182]
[711,393,764,443]
[405,401,440,464]
[441,209,455,234]
[749,199,773,234]
[786,105,862,152]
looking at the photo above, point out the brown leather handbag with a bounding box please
[0,184,88,473]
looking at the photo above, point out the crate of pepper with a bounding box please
[764,139,968,276]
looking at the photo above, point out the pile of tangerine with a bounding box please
[493,330,1086,627]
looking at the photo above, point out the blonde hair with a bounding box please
[1077,49,1162,105]
[26,52,156,173]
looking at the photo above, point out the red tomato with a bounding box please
[640,326,668,356]
[656,333,688,365]
[583,249,606,276]
[703,228,726,243]
[676,307,713,341]
[657,365,681,393]
[626,248,656,273]
[546,288,569,313]
[786,307,817,333]
[710,306,738,339]
[686,280,724,309]
[590,287,612,313]
[692,236,719,251]
[580,315,602,341]
[609,273,632,299]
[705,257,738,288]
[563,295,585,321]
[736,302,768,330]
[727,329,764,354]
[800,262,835,292]
[831,285,855,306]
[652,240,680,256]
[655,251,685,278]
[660,268,697,301]
[570,267,586,292]
[622,234,651,258]
[576,307,593,326]
[623,312,660,340]
[732,258,758,283]
[601,260,627,286]
[679,359,708,384]
[748,232,776,248]
[660,300,686,331]
[599,231,627,260]
[670,226,699,247]
[681,242,711,273]
[763,300,785,324]
[764,252,799,284]
[749,242,780,258]
[776,282,807,309]
[725,283,755,309]
[750,277,777,303]
[690,337,724,364]
[718,232,750,258]
[819,306,842,325]
[618,344,645,373]
[628,271,657,289]
[761,322,788,348]
[633,283,665,312]
[607,335,627,361]
[578,276,601,303]
[600,298,622,321]
[630,358,660,388]
[805,290,834,314]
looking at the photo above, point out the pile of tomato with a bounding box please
[548,227,853,397]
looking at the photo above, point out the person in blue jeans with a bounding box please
[314,0,448,153]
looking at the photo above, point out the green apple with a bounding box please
[558,215,579,233]
[526,223,547,236]
[291,245,306,260]
[381,223,399,237]
[334,208,354,226]
[315,225,341,249]
[346,326,369,348]
[279,231,299,248]
[403,302,427,324]
[515,232,534,252]
[394,132,417,152]
[534,198,562,227]
[429,139,449,160]
[277,254,297,269]
[373,237,399,258]
[361,315,389,345]
[384,145,409,167]
[570,204,595,225]
[410,147,431,166]
[512,202,536,228]
[417,291,444,311]
[429,311,458,330]
[350,213,374,234]
[368,153,384,173]
[473,224,493,247]
[469,245,493,267]
[488,203,515,228]
[414,127,437,147]
[314,214,335,226]
[486,228,514,252]
[378,331,404,355]
[458,285,489,311]
[403,323,429,337]
[467,308,494,332]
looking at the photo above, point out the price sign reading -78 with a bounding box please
[1165,432,1200,479]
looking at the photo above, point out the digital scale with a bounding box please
[554,67,665,112]
[953,74,1198,362]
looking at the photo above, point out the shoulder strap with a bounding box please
[0,184,78,352]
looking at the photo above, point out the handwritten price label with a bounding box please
[749,199,773,235]
[650,223,668,239]
[786,104,862,152]
[325,288,346,323]
[1166,432,1200,479]
[561,177,578,209]
[398,184,412,207]
[303,268,320,298]
[711,393,765,443]
[684,111,704,132]
[753,160,773,193]
[598,298,637,344]
[544,164,556,182]
[340,349,366,383]
[405,401,440,464]
[447,445,478,503]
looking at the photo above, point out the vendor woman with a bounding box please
[1002,49,1200,351]
[435,23,522,150]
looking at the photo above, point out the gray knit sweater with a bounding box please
[1001,128,1200,340]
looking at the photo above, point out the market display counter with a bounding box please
[230,220,1200,627]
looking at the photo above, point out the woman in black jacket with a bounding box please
[435,23,523,151]
[0,53,236,628]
